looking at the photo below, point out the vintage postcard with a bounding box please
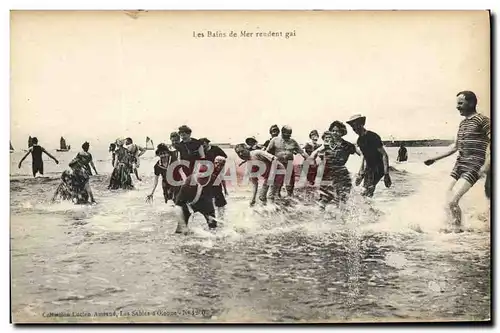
[10,10,491,323]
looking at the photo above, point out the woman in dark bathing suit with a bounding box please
[146,143,175,204]
[76,141,98,176]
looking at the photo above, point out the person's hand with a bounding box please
[355,172,364,186]
[424,159,435,166]
[384,174,392,188]
[146,194,153,203]
[55,160,59,165]
[18,163,21,169]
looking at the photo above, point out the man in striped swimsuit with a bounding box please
[424,91,490,232]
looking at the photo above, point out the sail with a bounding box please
[10,141,13,150]
[28,136,33,148]
[60,137,67,150]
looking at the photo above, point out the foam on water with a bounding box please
[10,147,491,322]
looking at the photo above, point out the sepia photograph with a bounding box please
[9,10,491,323]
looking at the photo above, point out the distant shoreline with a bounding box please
[213,139,455,149]
[381,139,454,147]
[9,139,455,151]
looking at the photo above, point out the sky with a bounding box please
[10,10,490,150]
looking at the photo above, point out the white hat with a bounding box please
[346,114,366,126]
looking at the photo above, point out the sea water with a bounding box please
[10,146,490,322]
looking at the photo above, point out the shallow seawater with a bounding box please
[10,147,490,322]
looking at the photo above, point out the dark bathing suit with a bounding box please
[397,146,408,162]
[175,175,217,229]
[154,161,170,203]
[357,130,385,197]
[304,142,321,184]
[31,145,44,176]
[205,145,228,208]
[176,139,203,177]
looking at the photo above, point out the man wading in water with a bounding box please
[265,125,309,199]
[424,91,490,233]
[347,114,392,197]
[18,137,59,177]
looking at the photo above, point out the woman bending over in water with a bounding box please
[52,156,96,204]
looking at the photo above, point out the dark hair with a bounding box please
[457,91,477,108]
[32,137,38,144]
[245,137,257,145]
[322,131,332,140]
[82,142,90,149]
[269,125,280,135]
[309,130,319,139]
[125,137,133,143]
[178,125,192,134]
[328,121,348,137]
[155,143,169,156]
[170,131,180,139]
[281,126,292,134]
[69,158,79,169]
[61,170,72,181]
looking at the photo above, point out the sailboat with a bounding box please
[56,136,71,152]
[10,141,14,153]
[145,136,154,150]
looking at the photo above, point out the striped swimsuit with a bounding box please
[451,113,490,185]
[319,140,356,205]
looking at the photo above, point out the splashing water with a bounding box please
[10,147,490,322]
